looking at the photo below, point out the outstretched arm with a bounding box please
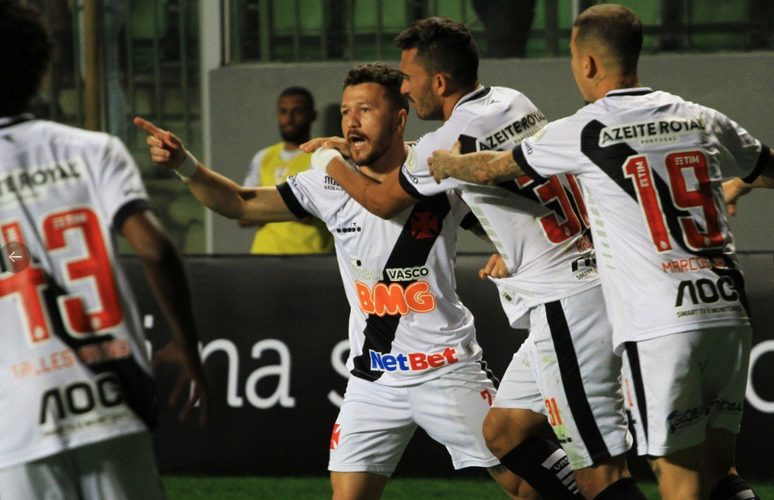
[428,142,526,185]
[723,154,774,216]
[134,117,297,223]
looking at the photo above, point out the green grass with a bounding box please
[162,476,774,499]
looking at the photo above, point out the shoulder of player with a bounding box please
[251,142,283,163]
[288,169,346,196]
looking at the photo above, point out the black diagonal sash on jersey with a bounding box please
[39,277,158,428]
[351,194,452,382]
[580,119,750,315]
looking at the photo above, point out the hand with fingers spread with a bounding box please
[134,117,199,177]
[152,339,210,426]
[479,253,509,280]
[428,141,462,184]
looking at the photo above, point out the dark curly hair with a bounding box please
[395,17,479,89]
[0,0,52,116]
[342,62,409,113]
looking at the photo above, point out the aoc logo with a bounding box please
[369,348,459,372]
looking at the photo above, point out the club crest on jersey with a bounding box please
[598,117,705,147]
[410,212,439,239]
[369,347,459,372]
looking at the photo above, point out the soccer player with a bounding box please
[136,62,538,500]
[0,1,209,499]
[429,5,771,500]
[304,17,643,500]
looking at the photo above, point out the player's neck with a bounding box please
[283,140,305,152]
[442,84,480,121]
[590,73,642,102]
[359,143,408,182]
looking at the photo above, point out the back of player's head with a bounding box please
[278,86,315,110]
[395,17,479,89]
[0,0,52,116]
[574,4,642,76]
[342,63,409,113]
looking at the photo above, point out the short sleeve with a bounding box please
[512,117,583,183]
[702,106,770,182]
[96,136,151,232]
[400,124,470,199]
[279,170,337,223]
[243,149,267,187]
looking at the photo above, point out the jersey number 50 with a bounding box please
[0,207,123,346]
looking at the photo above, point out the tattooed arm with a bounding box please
[428,141,526,185]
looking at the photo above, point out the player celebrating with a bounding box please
[0,1,209,499]
[136,63,544,500]
[429,5,771,500]
[304,17,644,500]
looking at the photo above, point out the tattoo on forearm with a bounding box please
[444,151,525,185]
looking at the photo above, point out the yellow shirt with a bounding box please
[245,142,333,254]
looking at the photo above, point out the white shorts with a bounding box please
[493,286,631,469]
[622,326,752,457]
[0,431,163,500]
[329,362,500,477]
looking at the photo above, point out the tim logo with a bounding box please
[410,212,439,239]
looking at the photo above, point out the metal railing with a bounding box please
[221,0,774,64]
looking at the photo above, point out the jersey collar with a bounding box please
[604,87,654,97]
[452,85,492,113]
[0,113,36,130]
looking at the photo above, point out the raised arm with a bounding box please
[428,142,526,185]
[723,153,774,216]
[134,117,297,223]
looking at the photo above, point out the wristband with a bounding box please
[311,147,344,173]
[174,151,200,180]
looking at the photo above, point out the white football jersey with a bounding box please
[0,117,153,469]
[400,86,599,325]
[280,159,486,386]
[513,88,770,351]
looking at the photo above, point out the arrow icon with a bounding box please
[8,251,20,262]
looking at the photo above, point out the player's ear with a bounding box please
[396,109,407,130]
[584,53,597,79]
[432,73,447,97]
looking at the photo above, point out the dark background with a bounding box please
[121,253,774,480]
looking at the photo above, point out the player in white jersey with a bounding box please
[302,17,645,500]
[0,2,209,499]
[428,5,771,500]
[135,62,545,500]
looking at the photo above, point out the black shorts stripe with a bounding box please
[479,359,500,389]
[277,181,311,219]
[545,300,611,463]
[624,342,648,442]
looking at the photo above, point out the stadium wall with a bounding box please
[207,52,774,254]
[123,253,774,479]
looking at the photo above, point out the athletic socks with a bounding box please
[710,474,761,500]
[592,477,647,500]
[499,436,581,499]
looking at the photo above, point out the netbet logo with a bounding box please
[369,348,459,372]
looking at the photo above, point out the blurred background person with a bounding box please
[239,86,334,255]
